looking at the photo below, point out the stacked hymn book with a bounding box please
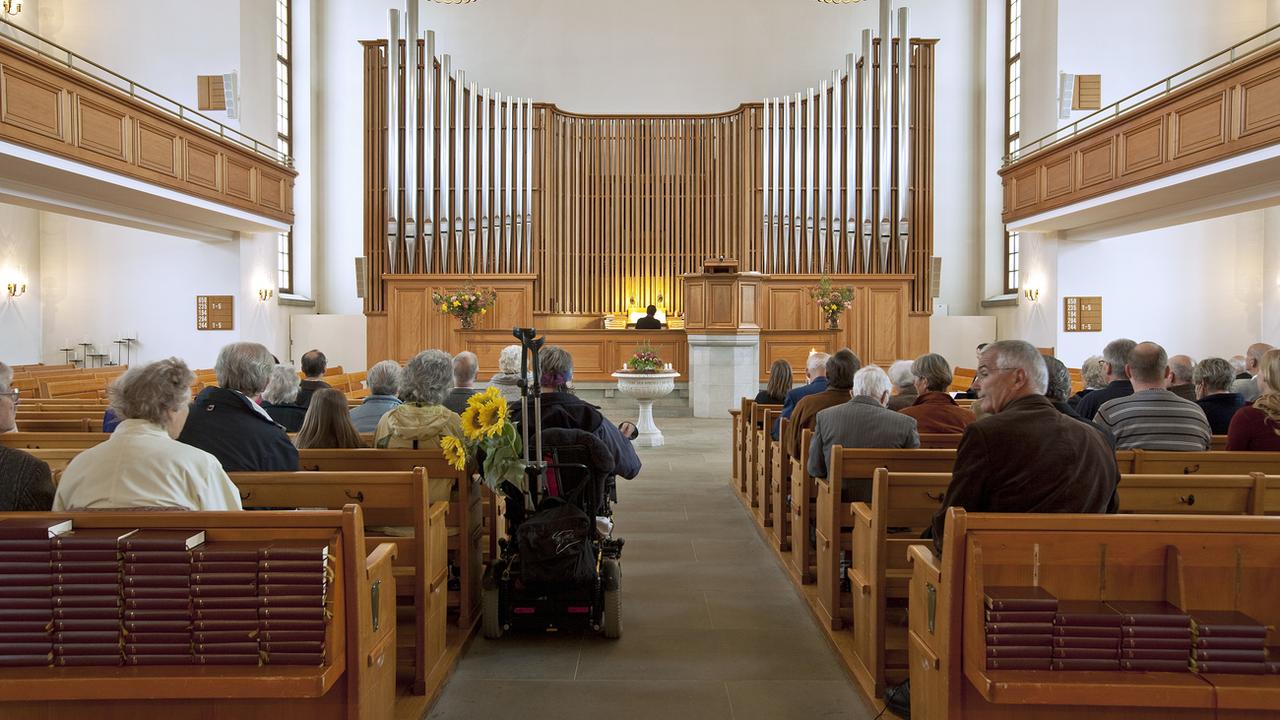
[984,587,1276,674]
[0,518,332,668]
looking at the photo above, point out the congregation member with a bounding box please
[1167,355,1197,401]
[772,351,829,440]
[375,349,464,450]
[886,360,918,411]
[1230,355,1250,379]
[56,358,242,511]
[756,359,793,406]
[1075,337,1137,421]
[1093,342,1210,451]
[928,340,1119,555]
[487,345,528,405]
[261,364,307,432]
[296,349,332,407]
[443,351,481,415]
[295,388,365,449]
[1194,357,1245,434]
[1231,342,1273,402]
[350,359,403,432]
[1227,348,1280,451]
[0,369,54,511]
[958,342,989,398]
[789,350,860,457]
[511,345,641,480]
[899,353,975,433]
[178,342,299,472]
[807,365,919,486]
[634,304,662,329]
[1045,355,1116,448]
[1068,355,1107,410]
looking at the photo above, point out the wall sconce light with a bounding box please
[1024,286,1040,303]
[2,0,23,17]
[258,288,274,302]
[6,282,26,298]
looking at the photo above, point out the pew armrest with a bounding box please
[907,544,940,582]
[363,541,398,669]
[366,541,398,576]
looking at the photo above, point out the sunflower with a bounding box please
[440,434,468,471]
[460,405,486,441]
[476,393,509,438]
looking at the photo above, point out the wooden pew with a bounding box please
[229,469,448,696]
[22,448,82,473]
[0,505,398,720]
[754,407,782,528]
[771,417,793,551]
[15,410,108,422]
[1130,448,1280,474]
[0,432,109,449]
[918,433,962,449]
[15,418,97,432]
[733,398,754,497]
[747,402,781,510]
[729,403,744,492]
[788,428,816,582]
[297,449,485,631]
[908,511,1280,720]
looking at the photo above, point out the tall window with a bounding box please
[1003,0,1021,294]
[275,0,294,294]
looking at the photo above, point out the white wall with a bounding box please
[315,0,986,316]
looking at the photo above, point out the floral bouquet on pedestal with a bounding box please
[626,342,664,373]
[431,284,497,329]
[811,276,856,330]
[440,386,526,497]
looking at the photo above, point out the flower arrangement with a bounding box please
[626,342,664,373]
[431,285,497,329]
[445,386,526,495]
[811,276,856,329]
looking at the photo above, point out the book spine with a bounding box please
[986,646,1052,658]
[1121,637,1192,650]
[985,634,1052,646]
[1192,661,1268,674]
[985,657,1051,670]
[1120,615,1190,627]
[1122,649,1190,661]
[1053,626,1120,638]
[1193,649,1268,662]
[984,622,1053,635]
[1051,659,1120,670]
[1121,659,1190,672]
[1121,626,1191,638]
[1194,636,1268,650]
[1192,625,1268,638]
[1051,648,1118,660]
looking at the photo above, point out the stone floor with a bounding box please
[427,417,876,720]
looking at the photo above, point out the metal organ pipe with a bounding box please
[404,0,419,272]
[877,0,892,273]
[896,5,911,273]
[859,29,873,273]
[385,9,400,274]
[424,29,435,272]
[844,53,855,273]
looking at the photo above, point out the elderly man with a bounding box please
[900,353,975,433]
[1194,357,1245,434]
[0,365,55,511]
[1076,338,1137,421]
[788,350,860,457]
[1167,355,1196,401]
[929,341,1119,555]
[443,351,480,415]
[296,349,331,408]
[178,342,299,472]
[1094,342,1211,451]
[350,360,403,432]
[1231,343,1273,402]
[959,342,990,399]
[772,351,830,440]
[807,365,920,488]
[886,360,918,411]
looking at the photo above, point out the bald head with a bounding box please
[1168,355,1194,385]
[1246,343,1273,374]
[1126,341,1170,388]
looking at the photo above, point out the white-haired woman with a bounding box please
[487,345,528,405]
[350,360,403,432]
[261,364,306,432]
[55,358,242,511]
[374,349,464,449]
[886,359,918,411]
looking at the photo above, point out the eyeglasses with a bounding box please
[0,389,18,404]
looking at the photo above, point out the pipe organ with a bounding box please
[363,0,935,329]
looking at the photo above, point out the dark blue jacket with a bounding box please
[1196,393,1245,435]
[772,377,828,440]
[1075,379,1134,422]
[178,386,299,472]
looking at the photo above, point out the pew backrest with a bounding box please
[0,432,110,449]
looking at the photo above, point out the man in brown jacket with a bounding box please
[929,340,1119,555]
[788,349,860,457]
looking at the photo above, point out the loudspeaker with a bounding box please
[354,256,368,299]
[929,256,942,298]
[1058,72,1075,120]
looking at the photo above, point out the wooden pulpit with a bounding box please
[682,262,761,332]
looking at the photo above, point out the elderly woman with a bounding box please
[899,353,975,433]
[1068,355,1107,410]
[886,359,918,411]
[350,360,403,432]
[261,364,306,432]
[55,358,241,511]
[374,349,464,449]
[509,345,641,480]
[0,366,55,511]
[1194,357,1244,434]
[178,342,299,472]
[487,345,527,405]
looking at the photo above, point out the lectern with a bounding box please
[682,262,762,418]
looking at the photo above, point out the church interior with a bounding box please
[2,0,1280,718]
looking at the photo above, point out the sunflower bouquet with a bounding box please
[431,284,497,330]
[810,276,856,329]
[443,386,526,495]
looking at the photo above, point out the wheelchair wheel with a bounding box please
[481,566,504,639]
[600,557,621,639]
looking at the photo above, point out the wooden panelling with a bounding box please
[0,39,294,223]
[224,156,255,202]
[685,283,705,327]
[73,95,128,162]
[382,275,536,364]
[768,288,808,329]
[1002,43,1280,222]
[0,64,64,141]
[135,120,179,177]
[1042,155,1074,200]
[865,286,904,365]
[760,334,840,382]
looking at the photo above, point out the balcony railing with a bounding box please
[0,17,290,167]
[1006,22,1280,165]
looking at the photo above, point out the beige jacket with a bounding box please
[373,403,463,449]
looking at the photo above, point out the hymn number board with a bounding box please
[196,295,235,331]
[1063,296,1102,332]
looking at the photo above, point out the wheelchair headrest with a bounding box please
[541,427,614,474]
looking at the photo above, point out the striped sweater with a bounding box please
[1094,388,1211,451]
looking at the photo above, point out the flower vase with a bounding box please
[460,315,476,330]
[827,315,840,330]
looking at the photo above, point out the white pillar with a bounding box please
[686,334,760,419]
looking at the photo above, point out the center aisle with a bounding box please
[427,417,875,720]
